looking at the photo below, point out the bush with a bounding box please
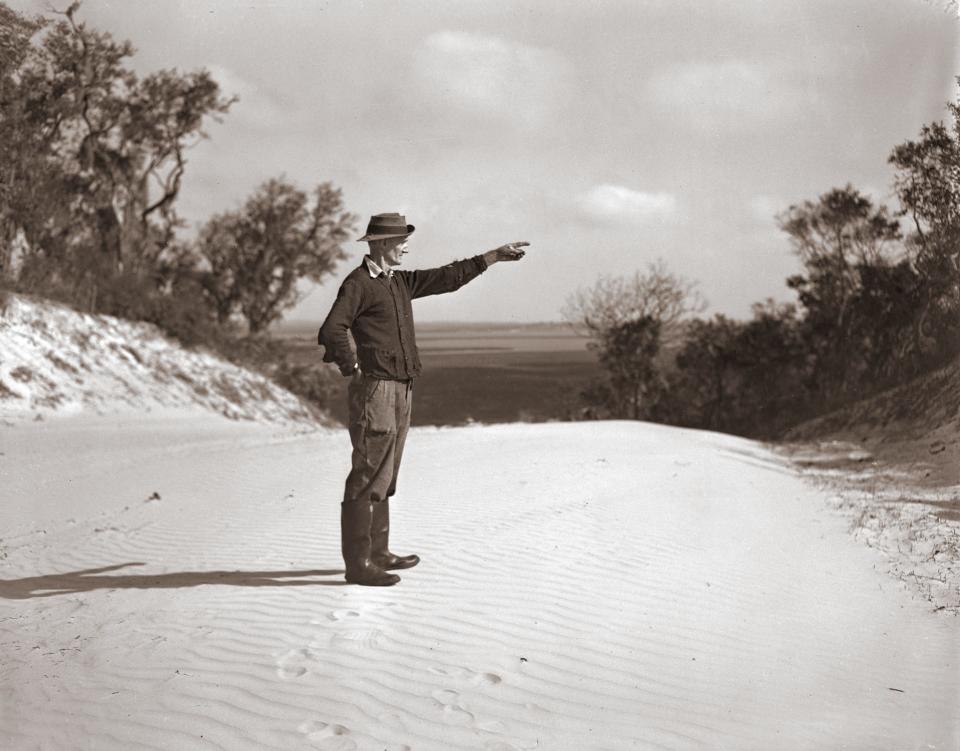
[94,272,225,349]
[273,361,339,409]
[215,334,339,414]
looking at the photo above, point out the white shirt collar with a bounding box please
[364,255,393,279]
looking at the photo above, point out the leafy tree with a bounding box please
[666,314,742,431]
[564,260,704,420]
[662,302,807,436]
[847,260,927,382]
[0,5,50,283]
[777,185,901,395]
[888,78,960,366]
[724,300,808,433]
[192,178,356,334]
[889,78,960,246]
[594,315,662,420]
[0,1,233,309]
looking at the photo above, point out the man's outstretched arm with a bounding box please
[399,242,529,299]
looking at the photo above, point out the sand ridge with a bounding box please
[2,419,958,749]
[0,296,319,426]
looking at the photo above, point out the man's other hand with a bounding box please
[483,242,529,266]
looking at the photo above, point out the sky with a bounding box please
[9,0,960,323]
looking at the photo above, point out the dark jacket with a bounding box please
[318,255,488,379]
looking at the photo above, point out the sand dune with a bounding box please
[0,296,317,426]
[2,417,957,750]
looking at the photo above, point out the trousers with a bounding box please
[343,376,413,506]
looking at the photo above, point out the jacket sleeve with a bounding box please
[396,255,488,300]
[318,279,363,376]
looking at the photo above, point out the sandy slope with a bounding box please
[784,354,960,488]
[1,417,957,750]
[0,296,317,426]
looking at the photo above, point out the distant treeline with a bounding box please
[566,84,960,438]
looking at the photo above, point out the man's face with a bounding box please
[378,237,409,267]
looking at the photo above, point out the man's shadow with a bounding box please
[0,562,348,599]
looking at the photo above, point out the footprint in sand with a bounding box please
[330,628,384,651]
[484,742,539,751]
[428,669,537,748]
[430,688,475,726]
[429,692,533,750]
[297,719,357,750]
[327,609,361,622]
[428,665,503,687]
[523,701,550,716]
[276,648,313,679]
[319,602,398,624]
[475,719,508,734]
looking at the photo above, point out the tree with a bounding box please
[888,78,960,366]
[848,260,928,382]
[563,258,706,340]
[889,78,960,248]
[193,177,356,334]
[564,259,704,420]
[662,302,807,437]
[667,314,742,431]
[0,5,50,283]
[724,300,808,433]
[777,185,902,395]
[0,1,233,309]
[594,315,662,420]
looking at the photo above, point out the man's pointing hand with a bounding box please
[483,242,529,266]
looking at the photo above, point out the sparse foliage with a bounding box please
[192,178,356,334]
[565,259,704,421]
[563,258,706,339]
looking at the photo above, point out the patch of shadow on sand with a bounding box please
[0,562,347,598]
[716,446,798,476]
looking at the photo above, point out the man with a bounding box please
[318,212,527,586]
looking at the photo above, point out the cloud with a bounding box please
[413,31,572,128]
[576,184,678,225]
[645,60,807,133]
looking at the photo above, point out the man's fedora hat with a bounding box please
[357,213,416,242]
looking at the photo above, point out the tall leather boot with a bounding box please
[371,499,420,571]
[341,501,400,586]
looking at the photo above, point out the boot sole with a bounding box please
[345,574,401,586]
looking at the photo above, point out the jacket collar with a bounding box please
[363,255,393,279]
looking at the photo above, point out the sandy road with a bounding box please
[1,418,957,749]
